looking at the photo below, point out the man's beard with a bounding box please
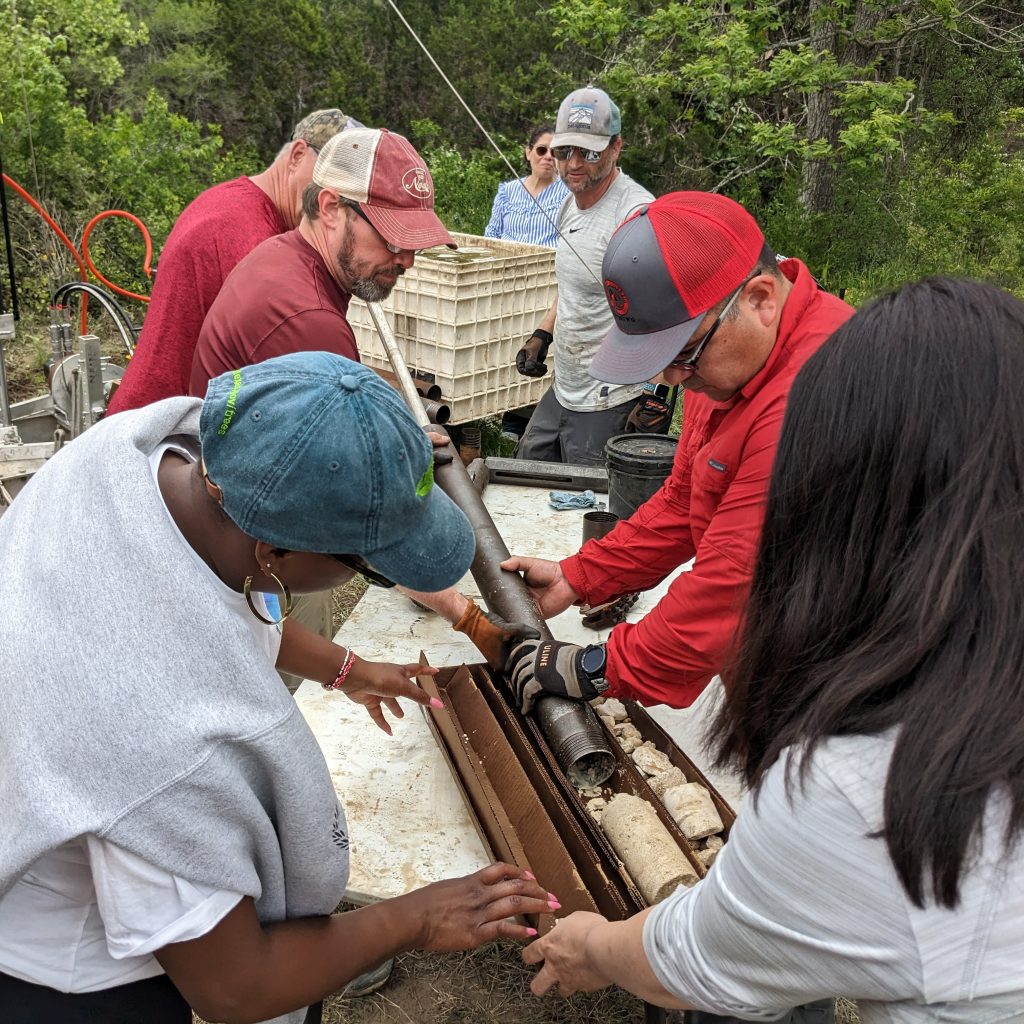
[566,157,615,195]
[336,223,405,301]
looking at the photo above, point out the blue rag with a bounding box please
[548,489,598,510]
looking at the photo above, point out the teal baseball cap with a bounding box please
[200,352,474,592]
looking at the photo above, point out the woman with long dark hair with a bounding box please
[522,277,1024,1020]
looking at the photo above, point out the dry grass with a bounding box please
[323,941,646,1024]
[323,945,862,1024]
[332,574,369,634]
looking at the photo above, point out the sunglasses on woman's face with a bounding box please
[330,554,396,588]
[532,145,550,156]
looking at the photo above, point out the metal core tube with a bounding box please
[366,301,614,786]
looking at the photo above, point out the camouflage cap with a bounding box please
[291,108,363,150]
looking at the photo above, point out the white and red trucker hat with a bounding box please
[312,127,455,250]
[590,191,765,384]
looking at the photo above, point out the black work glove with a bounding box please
[625,393,672,433]
[452,599,541,671]
[505,639,601,714]
[515,329,552,378]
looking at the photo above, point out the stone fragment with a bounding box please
[578,786,603,799]
[601,794,699,902]
[705,835,725,852]
[647,766,687,799]
[586,797,606,822]
[663,783,724,840]
[698,846,718,868]
[631,741,673,777]
[602,697,629,722]
[599,714,616,733]
[618,733,643,754]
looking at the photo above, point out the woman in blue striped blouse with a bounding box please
[484,124,570,248]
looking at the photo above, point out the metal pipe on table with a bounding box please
[365,301,614,787]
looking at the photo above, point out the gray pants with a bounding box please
[517,387,634,466]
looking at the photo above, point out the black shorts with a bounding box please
[0,970,189,1024]
[0,970,323,1024]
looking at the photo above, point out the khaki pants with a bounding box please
[279,590,334,694]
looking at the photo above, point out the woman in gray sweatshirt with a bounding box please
[0,352,553,1024]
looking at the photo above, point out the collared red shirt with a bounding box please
[561,259,854,707]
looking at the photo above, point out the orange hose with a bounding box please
[81,210,152,303]
[2,175,156,337]
[3,172,90,333]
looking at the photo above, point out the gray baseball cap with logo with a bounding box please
[552,87,622,153]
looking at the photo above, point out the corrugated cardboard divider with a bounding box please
[420,663,600,932]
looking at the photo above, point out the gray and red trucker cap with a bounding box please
[590,191,765,385]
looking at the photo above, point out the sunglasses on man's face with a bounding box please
[331,553,396,588]
[343,199,421,256]
[551,145,603,163]
[668,274,755,373]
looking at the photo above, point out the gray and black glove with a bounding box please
[505,639,603,715]
[515,329,552,377]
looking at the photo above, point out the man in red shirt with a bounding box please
[504,192,854,712]
[186,127,528,687]
[107,109,359,415]
[189,126,454,393]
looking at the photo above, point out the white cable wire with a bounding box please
[384,0,603,287]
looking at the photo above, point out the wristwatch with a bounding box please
[578,643,609,696]
[642,382,672,401]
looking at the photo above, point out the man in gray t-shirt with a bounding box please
[515,87,654,465]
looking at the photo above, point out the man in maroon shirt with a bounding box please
[189,126,454,392]
[107,109,359,415]
[188,128,527,686]
[504,192,854,715]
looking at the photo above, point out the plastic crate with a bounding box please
[349,233,557,422]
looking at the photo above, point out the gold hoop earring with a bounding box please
[244,567,293,625]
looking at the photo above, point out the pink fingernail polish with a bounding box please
[547,900,561,911]
[525,927,538,937]
[547,892,558,901]
[524,870,536,881]
[430,697,443,708]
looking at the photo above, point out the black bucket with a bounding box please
[604,433,678,520]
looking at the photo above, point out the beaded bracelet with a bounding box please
[323,648,356,691]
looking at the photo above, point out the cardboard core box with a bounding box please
[418,662,735,932]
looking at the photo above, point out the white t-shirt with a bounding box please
[643,732,1024,1022]
[0,442,278,992]
[552,170,653,412]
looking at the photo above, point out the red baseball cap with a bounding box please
[590,192,764,384]
[312,128,456,251]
